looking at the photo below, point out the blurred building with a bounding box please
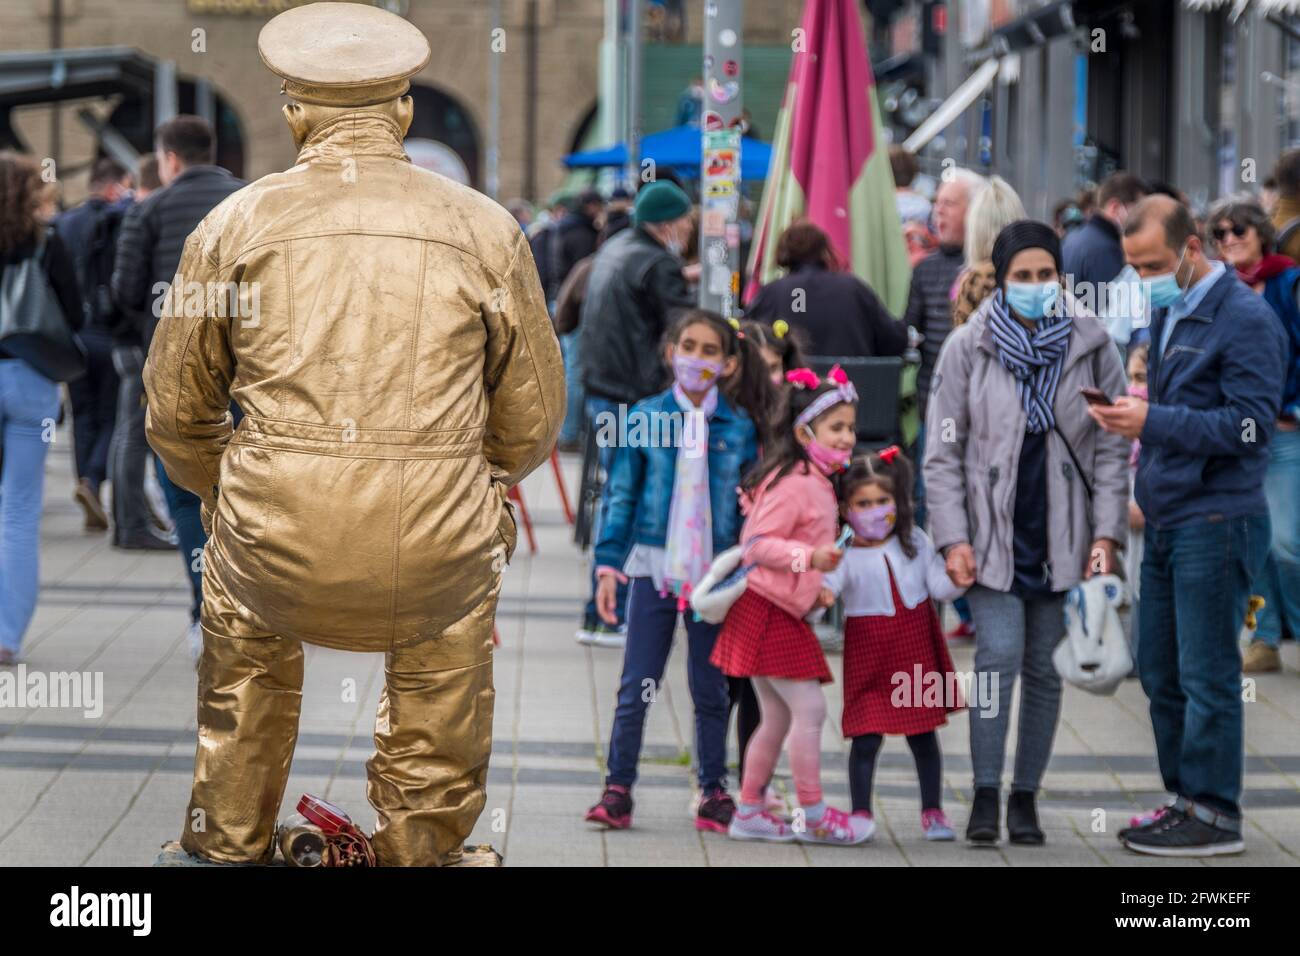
[0,0,807,204]
[871,0,1300,217]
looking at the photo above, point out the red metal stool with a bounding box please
[550,448,574,525]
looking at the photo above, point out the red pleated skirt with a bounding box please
[840,572,962,737]
[710,588,832,684]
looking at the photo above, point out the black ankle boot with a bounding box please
[1007,789,1044,845]
[966,787,1000,845]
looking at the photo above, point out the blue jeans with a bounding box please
[0,360,61,653]
[604,577,730,791]
[1139,514,1271,818]
[584,394,628,627]
[1253,427,1300,648]
[559,330,586,446]
[154,456,206,624]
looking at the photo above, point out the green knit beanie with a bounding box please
[633,180,691,225]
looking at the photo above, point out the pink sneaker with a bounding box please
[728,808,796,843]
[797,806,874,846]
[921,808,955,841]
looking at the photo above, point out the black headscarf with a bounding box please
[992,220,1063,289]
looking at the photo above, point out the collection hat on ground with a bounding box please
[258,1,431,108]
[634,180,692,225]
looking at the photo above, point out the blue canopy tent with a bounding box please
[564,124,772,180]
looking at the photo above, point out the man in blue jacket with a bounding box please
[1090,195,1287,857]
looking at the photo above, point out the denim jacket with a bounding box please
[593,388,759,571]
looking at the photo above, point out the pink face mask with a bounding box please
[673,353,723,392]
[1127,383,1148,400]
[847,503,896,540]
[802,428,851,475]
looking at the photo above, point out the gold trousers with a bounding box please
[180,559,498,867]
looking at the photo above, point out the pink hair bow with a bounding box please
[785,368,821,390]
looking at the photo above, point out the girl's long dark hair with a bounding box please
[665,309,777,447]
[741,378,852,495]
[840,450,917,559]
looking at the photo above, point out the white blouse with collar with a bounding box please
[823,528,966,617]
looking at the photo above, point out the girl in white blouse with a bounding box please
[821,448,967,841]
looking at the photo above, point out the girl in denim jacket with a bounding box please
[584,310,771,833]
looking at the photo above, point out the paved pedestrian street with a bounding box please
[2,433,1298,867]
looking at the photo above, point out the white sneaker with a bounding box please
[592,624,627,649]
[796,805,874,846]
[728,808,796,843]
[186,622,203,669]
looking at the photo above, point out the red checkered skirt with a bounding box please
[711,588,832,684]
[841,572,963,737]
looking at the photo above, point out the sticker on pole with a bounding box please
[704,148,738,180]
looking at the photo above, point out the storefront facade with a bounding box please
[879,0,1299,217]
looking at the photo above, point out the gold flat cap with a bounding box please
[258,1,432,107]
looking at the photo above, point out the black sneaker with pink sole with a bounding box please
[695,789,736,833]
[585,785,633,829]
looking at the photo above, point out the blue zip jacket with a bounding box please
[1260,267,1300,422]
[1137,269,1288,530]
[593,388,759,571]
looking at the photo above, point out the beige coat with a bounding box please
[144,109,564,652]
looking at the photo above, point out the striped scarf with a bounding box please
[988,289,1072,434]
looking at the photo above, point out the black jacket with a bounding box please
[54,195,133,344]
[903,244,964,412]
[535,211,599,304]
[747,262,908,359]
[0,228,84,360]
[111,165,246,348]
[580,225,695,404]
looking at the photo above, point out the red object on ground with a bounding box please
[946,620,976,641]
[297,794,353,834]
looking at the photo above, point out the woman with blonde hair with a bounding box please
[953,176,1026,326]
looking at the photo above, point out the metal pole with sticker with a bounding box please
[699,0,743,317]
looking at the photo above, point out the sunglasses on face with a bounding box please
[1212,223,1250,242]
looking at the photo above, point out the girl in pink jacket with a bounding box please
[711,367,871,846]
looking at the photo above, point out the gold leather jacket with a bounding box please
[144,108,564,652]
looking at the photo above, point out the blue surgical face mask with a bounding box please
[1143,243,1189,309]
[1004,280,1060,320]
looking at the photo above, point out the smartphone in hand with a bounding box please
[1079,386,1114,406]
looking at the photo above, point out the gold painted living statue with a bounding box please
[144,1,564,866]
